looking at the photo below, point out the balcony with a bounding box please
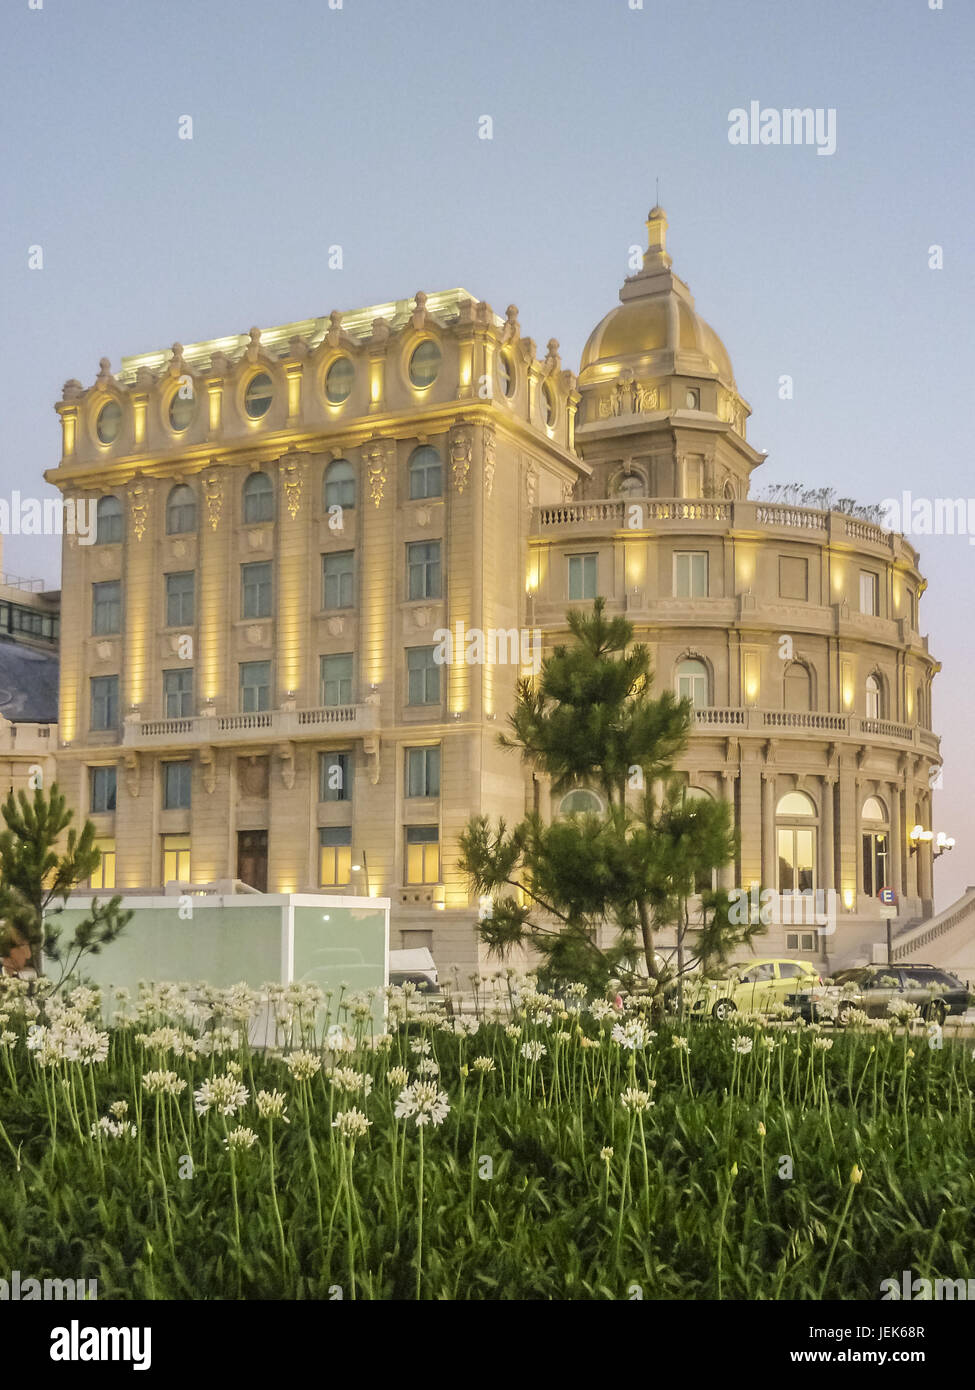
[122,702,380,750]
[693,706,938,753]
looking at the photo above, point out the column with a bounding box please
[761,770,776,893]
[821,775,835,891]
[889,779,903,900]
[720,769,737,890]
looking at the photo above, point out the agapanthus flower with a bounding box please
[611,1019,650,1051]
[472,1056,496,1073]
[393,1080,451,1128]
[520,1040,546,1062]
[332,1108,372,1140]
[415,1057,440,1076]
[732,1035,754,1055]
[284,1050,322,1081]
[194,1073,249,1117]
[409,1038,432,1056]
[143,1070,187,1097]
[620,1087,654,1112]
[224,1126,259,1151]
[328,1066,374,1097]
[387,1065,410,1087]
[256,1089,290,1122]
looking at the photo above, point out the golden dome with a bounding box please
[578,208,736,391]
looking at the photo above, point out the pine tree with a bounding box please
[459,599,761,1001]
[0,782,131,991]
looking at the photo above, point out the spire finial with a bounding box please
[644,204,671,271]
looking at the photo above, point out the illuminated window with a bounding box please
[323,551,354,609]
[859,571,879,616]
[676,659,709,708]
[90,675,118,731]
[90,838,116,890]
[166,484,197,533]
[324,459,355,510]
[568,553,597,600]
[407,647,440,705]
[784,662,812,712]
[243,473,273,524]
[407,541,441,600]
[409,340,441,388]
[406,746,440,798]
[320,751,352,802]
[776,791,817,895]
[163,761,192,810]
[320,827,352,886]
[674,552,708,598]
[88,766,117,814]
[321,653,354,707]
[95,496,123,545]
[406,826,440,884]
[239,661,271,713]
[241,562,272,619]
[169,391,197,433]
[408,446,442,500]
[865,674,882,720]
[96,401,122,444]
[862,796,890,898]
[165,571,195,627]
[325,357,354,404]
[163,668,193,718]
[682,456,704,498]
[162,834,191,883]
[92,581,121,635]
[244,372,273,419]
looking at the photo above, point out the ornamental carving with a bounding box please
[449,429,472,494]
[363,441,386,507]
[483,429,496,499]
[204,472,223,530]
[238,755,269,799]
[525,462,538,508]
[123,751,140,799]
[245,625,266,646]
[326,616,345,637]
[281,455,303,519]
[129,480,150,541]
[200,746,217,796]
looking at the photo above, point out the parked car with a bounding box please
[388,947,442,999]
[691,957,822,1020]
[785,963,972,1025]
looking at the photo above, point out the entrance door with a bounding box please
[237,830,268,892]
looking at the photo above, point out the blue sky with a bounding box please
[2,0,972,905]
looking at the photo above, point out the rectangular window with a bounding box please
[92,581,121,635]
[165,572,195,627]
[163,761,192,810]
[859,571,879,616]
[568,553,597,600]
[319,750,352,802]
[319,826,352,886]
[683,456,704,498]
[90,838,116,890]
[162,833,191,883]
[241,562,272,620]
[779,556,808,601]
[406,746,441,797]
[323,551,355,610]
[407,541,442,601]
[674,552,708,598]
[406,825,440,884]
[407,646,440,705]
[239,661,271,713]
[786,932,817,952]
[163,668,193,718]
[88,766,117,814]
[320,653,354,707]
[90,675,119,731]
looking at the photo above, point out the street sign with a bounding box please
[878,887,897,906]
[879,905,897,919]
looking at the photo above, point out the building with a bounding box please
[45,208,957,973]
[0,551,60,799]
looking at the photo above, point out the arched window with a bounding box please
[95,495,123,545]
[408,446,442,501]
[723,480,737,500]
[166,484,197,535]
[915,684,924,728]
[558,789,603,816]
[861,796,890,897]
[776,791,817,894]
[784,661,812,712]
[617,473,645,498]
[676,658,709,708]
[865,674,882,720]
[243,472,273,525]
[324,459,355,511]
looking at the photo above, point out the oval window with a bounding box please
[325,357,355,404]
[244,372,273,419]
[497,350,514,398]
[169,391,197,432]
[409,340,441,388]
[96,401,122,444]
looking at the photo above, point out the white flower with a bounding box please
[284,1050,322,1081]
[332,1108,372,1140]
[90,1116,137,1140]
[611,1019,649,1051]
[599,1146,614,1162]
[620,1087,654,1112]
[504,1024,522,1040]
[671,1036,691,1052]
[224,1126,259,1151]
[142,1070,187,1097]
[415,1057,440,1076]
[813,1036,834,1051]
[394,1080,451,1128]
[255,1089,290,1122]
[588,1000,614,1022]
[194,1073,249,1116]
[733,1035,754,1055]
[472,1056,496,1073]
[520,1040,546,1062]
[387,1065,410,1087]
[409,1038,432,1056]
[328,1067,374,1097]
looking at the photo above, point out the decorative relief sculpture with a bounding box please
[199,747,217,796]
[526,462,538,508]
[501,305,520,344]
[281,454,303,519]
[123,751,140,799]
[483,429,496,498]
[449,429,472,494]
[245,625,265,646]
[326,616,345,637]
[204,472,223,530]
[129,480,150,541]
[363,441,387,506]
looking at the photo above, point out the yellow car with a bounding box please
[691,957,822,1021]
